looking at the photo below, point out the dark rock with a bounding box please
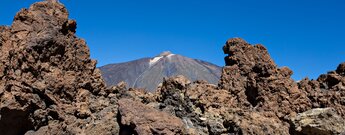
[336,62,345,75]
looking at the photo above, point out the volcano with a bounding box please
[99,51,222,91]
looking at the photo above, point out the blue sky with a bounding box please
[1,0,344,80]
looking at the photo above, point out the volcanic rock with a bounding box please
[154,69,289,134]
[220,38,312,116]
[0,1,117,134]
[2,0,345,135]
[136,38,344,134]
[298,62,345,118]
[118,98,187,135]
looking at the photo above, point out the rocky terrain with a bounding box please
[0,0,345,135]
[99,51,221,92]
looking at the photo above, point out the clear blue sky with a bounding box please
[1,0,344,80]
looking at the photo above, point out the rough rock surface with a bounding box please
[0,1,193,135]
[298,63,345,118]
[291,108,345,135]
[220,38,312,116]
[118,99,187,135]
[125,38,345,134]
[153,75,289,134]
[0,0,117,134]
[1,0,345,135]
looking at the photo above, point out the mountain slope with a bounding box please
[99,51,222,91]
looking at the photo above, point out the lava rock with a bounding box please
[118,98,187,135]
[0,1,117,134]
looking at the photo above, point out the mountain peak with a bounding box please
[157,51,174,57]
[100,52,221,91]
[150,51,175,66]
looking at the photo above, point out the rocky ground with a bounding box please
[0,0,345,135]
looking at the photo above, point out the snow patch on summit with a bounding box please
[149,51,175,66]
[167,54,175,58]
[149,56,163,66]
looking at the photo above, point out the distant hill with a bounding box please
[99,51,222,92]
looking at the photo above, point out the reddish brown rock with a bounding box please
[223,110,289,135]
[118,98,187,135]
[146,38,334,134]
[220,38,312,118]
[2,0,345,135]
[154,75,290,134]
[0,1,118,134]
[298,62,345,118]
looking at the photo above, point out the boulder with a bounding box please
[118,98,187,135]
[291,108,345,135]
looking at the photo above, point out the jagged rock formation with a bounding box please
[0,0,117,134]
[298,63,345,117]
[0,1,189,135]
[99,51,222,92]
[1,0,345,135]
[112,38,345,134]
[220,38,312,116]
